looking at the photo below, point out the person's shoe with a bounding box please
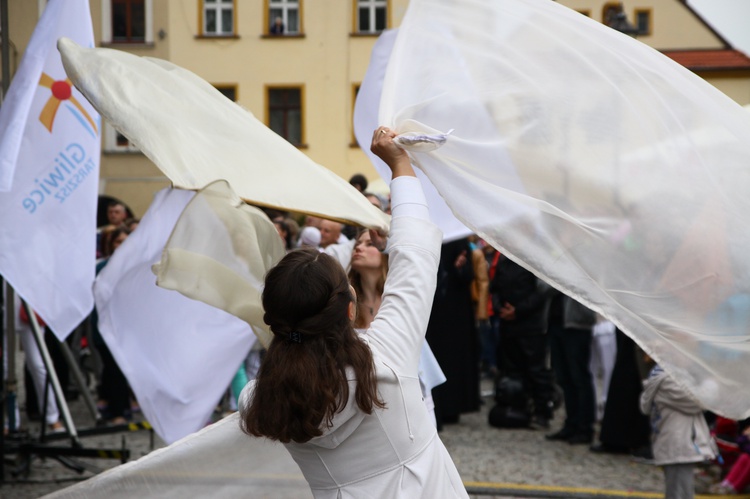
[530,415,550,430]
[589,442,629,454]
[708,482,737,495]
[47,421,65,434]
[545,428,573,441]
[567,433,593,445]
[630,445,654,463]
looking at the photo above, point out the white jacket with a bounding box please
[640,365,717,466]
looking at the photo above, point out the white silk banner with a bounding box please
[153,180,285,348]
[380,0,750,418]
[57,38,390,232]
[95,188,258,443]
[353,29,471,242]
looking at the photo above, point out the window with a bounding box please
[267,0,301,35]
[104,122,140,153]
[214,84,238,102]
[202,0,235,36]
[355,0,387,34]
[635,9,652,36]
[102,0,153,44]
[112,0,145,42]
[267,87,303,146]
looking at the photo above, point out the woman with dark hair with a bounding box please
[240,127,467,497]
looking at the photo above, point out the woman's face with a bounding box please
[351,232,382,271]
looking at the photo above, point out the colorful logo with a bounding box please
[38,72,98,136]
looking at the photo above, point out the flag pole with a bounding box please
[1,0,11,483]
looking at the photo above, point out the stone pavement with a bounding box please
[0,378,736,498]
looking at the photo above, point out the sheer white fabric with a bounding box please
[379,0,750,418]
[44,413,312,498]
[153,180,285,348]
[353,29,471,242]
[95,188,258,443]
[57,38,389,232]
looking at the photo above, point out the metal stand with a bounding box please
[1,286,152,483]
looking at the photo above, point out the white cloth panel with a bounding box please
[43,413,312,498]
[153,180,285,348]
[354,29,471,242]
[95,188,258,443]
[57,38,389,232]
[380,0,750,418]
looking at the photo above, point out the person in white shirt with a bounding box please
[240,127,467,498]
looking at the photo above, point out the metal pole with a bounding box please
[1,0,10,100]
[23,301,80,446]
[59,338,100,420]
[1,0,11,482]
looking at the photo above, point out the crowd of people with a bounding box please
[10,161,748,497]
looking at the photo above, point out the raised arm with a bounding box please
[366,127,442,373]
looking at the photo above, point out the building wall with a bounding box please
[558,0,724,49]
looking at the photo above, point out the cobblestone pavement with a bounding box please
[1,376,681,499]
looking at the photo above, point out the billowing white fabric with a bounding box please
[380,0,750,418]
[353,29,471,243]
[43,413,312,499]
[95,188,258,443]
[57,38,389,232]
[0,0,99,340]
[153,180,285,348]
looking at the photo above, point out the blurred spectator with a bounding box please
[491,254,555,429]
[349,173,368,193]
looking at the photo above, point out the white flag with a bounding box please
[0,0,100,340]
[354,29,471,243]
[95,188,258,444]
[380,0,750,418]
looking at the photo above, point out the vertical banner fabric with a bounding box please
[95,188,258,444]
[353,30,471,243]
[0,0,100,340]
[380,0,750,418]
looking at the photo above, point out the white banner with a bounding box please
[353,29,471,243]
[380,0,750,418]
[95,188,258,444]
[0,0,100,340]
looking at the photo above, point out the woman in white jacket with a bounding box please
[240,127,467,498]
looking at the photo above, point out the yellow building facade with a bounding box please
[3,0,749,216]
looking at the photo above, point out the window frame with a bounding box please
[103,121,140,153]
[634,8,652,36]
[199,0,237,37]
[264,0,304,36]
[213,84,239,103]
[353,0,388,35]
[101,0,154,45]
[350,83,361,147]
[265,85,306,148]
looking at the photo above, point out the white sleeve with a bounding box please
[367,177,443,373]
[389,176,429,221]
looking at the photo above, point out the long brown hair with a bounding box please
[348,230,388,329]
[241,248,384,443]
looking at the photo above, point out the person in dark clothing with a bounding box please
[490,254,555,429]
[546,293,597,444]
[590,328,651,455]
[426,237,480,429]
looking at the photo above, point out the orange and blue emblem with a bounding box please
[38,72,98,138]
